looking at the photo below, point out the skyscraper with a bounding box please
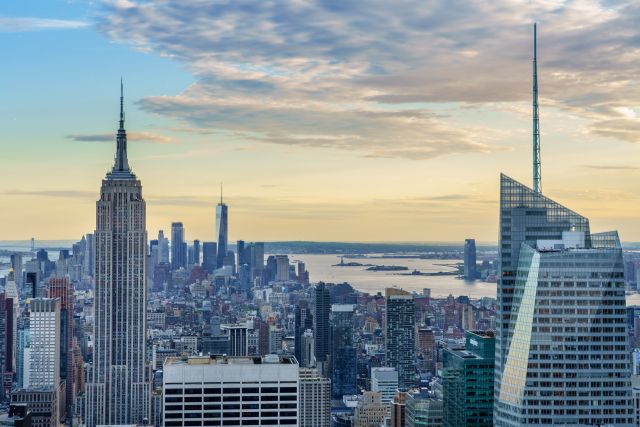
[443,330,494,426]
[47,275,74,418]
[27,298,61,389]
[202,241,217,273]
[294,302,314,367]
[216,188,228,269]
[170,222,186,270]
[330,304,357,399]
[84,84,151,427]
[385,288,415,389]
[463,238,477,280]
[494,175,633,426]
[314,283,330,375]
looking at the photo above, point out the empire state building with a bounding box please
[85,83,151,426]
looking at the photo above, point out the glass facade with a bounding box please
[442,331,494,426]
[330,304,357,399]
[495,175,633,426]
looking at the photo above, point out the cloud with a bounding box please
[68,132,175,144]
[2,190,96,198]
[584,164,639,171]
[97,0,640,157]
[0,17,90,32]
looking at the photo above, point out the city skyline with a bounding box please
[2,1,640,242]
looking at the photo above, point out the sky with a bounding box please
[1,0,640,243]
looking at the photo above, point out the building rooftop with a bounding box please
[165,354,297,366]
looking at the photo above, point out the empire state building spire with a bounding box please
[113,78,130,174]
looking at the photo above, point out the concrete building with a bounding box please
[370,367,398,404]
[163,355,299,426]
[353,391,387,427]
[299,368,330,427]
[27,298,60,389]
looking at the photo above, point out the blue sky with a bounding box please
[2,1,640,242]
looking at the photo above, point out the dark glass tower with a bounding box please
[170,222,186,270]
[463,239,477,280]
[330,304,357,399]
[314,283,331,372]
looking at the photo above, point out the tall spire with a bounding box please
[220,182,223,204]
[119,76,125,130]
[533,23,542,193]
[113,78,130,174]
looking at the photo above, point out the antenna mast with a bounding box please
[533,23,542,193]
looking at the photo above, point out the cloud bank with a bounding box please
[97,0,640,158]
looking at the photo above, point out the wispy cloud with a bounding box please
[584,164,639,171]
[68,132,175,144]
[0,17,90,32]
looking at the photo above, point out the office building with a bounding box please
[390,390,407,427]
[385,288,415,389]
[222,323,250,356]
[215,193,228,269]
[171,222,187,270]
[0,292,15,401]
[11,388,59,427]
[157,230,169,264]
[275,255,290,281]
[299,368,330,427]
[495,175,633,426]
[330,304,357,399]
[463,239,478,280]
[84,85,151,427]
[27,298,60,389]
[163,355,298,426]
[300,330,315,368]
[442,330,494,426]
[193,239,201,265]
[202,242,217,274]
[371,367,398,404]
[10,254,23,287]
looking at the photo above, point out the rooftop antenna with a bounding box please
[533,23,542,193]
[119,76,125,130]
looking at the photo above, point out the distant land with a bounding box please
[4,239,640,256]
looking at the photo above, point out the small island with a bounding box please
[366,265,409,272]
[333,257,374,267]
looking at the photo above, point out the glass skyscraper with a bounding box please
[216,200,228,269]
[494,174,633,426]
[330,304,357,399]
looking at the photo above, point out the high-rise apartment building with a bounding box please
[163,355,299,426]
[385,288,415,389]
[171,222,187,270]
[215,195,228,269]
[330,304,357,399]
[443,330,494,426]
[463,239,478,280]
[314,283,330,374]
[299,368,330,427]
[494,175,633,426]
[84,85,151,427]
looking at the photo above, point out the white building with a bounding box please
[371,367,398,404]
[163,355,299,426]
[299,368,330,427]
[28,298,60,388]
